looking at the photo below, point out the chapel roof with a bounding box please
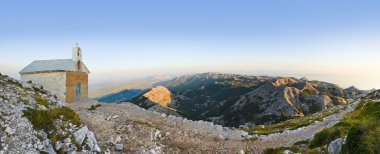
[20,59,90,74]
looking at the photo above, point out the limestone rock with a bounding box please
[4,127,15,135]
[73,126,101,152]
[115,144,123,151]
[73,126,89,144]
[328,137,346,154]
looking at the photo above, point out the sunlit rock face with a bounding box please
[143,86,172,107]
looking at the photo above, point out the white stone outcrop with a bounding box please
[328,137,346,154]
[73,126,101,152]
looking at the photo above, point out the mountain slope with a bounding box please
[132,73,365,127]
[131,86,180,116]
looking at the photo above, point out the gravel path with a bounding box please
[68,100,358,154]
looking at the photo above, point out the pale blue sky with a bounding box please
[0,0,380,89]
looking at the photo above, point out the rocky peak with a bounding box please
[345,86,359,91]
[272,78,297,86]
[143,86,172,107]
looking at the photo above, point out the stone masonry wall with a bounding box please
[20,72,67,102]
[66,72,88,103]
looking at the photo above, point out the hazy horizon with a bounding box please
[1,0,380,89]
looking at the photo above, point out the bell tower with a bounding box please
[72,43,82,62]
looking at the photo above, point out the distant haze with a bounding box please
[1,0,379,90]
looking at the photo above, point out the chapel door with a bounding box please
[76,82,81,101]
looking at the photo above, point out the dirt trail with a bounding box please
[68,100,358,154]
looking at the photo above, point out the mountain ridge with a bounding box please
[129,72,366,127]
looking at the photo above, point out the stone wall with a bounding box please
[66,72,88,103]
[20,72,67,102]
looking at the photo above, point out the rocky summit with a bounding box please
[129,72,366,127]
[0,73,100,154]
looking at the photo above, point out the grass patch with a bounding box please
[23,106,81,149]
[21,99,29,105]
[306,148,319,154]
[302,89,313,95]
[24,106,80,131]
[35,95,49,108]
[88,104,102,110]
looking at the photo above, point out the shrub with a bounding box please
[309,122,350,148]
[88,104,102,110]
[24,106,80,131]
[341,118,380,154]
[24,106,80,149]
[310,100,380,152]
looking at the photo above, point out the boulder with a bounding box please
[21,82,33,89]
[73,126,101,152]
[115,144,123,151]
[4,127,15,135]
[73,126,89,144]
[328,137,346,154]
[64,138,72,143]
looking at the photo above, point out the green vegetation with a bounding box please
[309,100,380,153]
[23,106,81,149]
[293,140,310,146]
[24,106,80,131]
[21,99,29,105]
[309,122,350,148]
[302,89,313,95]
[264,100,379,154]
[244,109,340,135]
[305,148,320,154]
[35,95,49,108]
[88,104,102,110]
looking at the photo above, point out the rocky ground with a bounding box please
[0,74,100,154]
[68,99,358,154]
